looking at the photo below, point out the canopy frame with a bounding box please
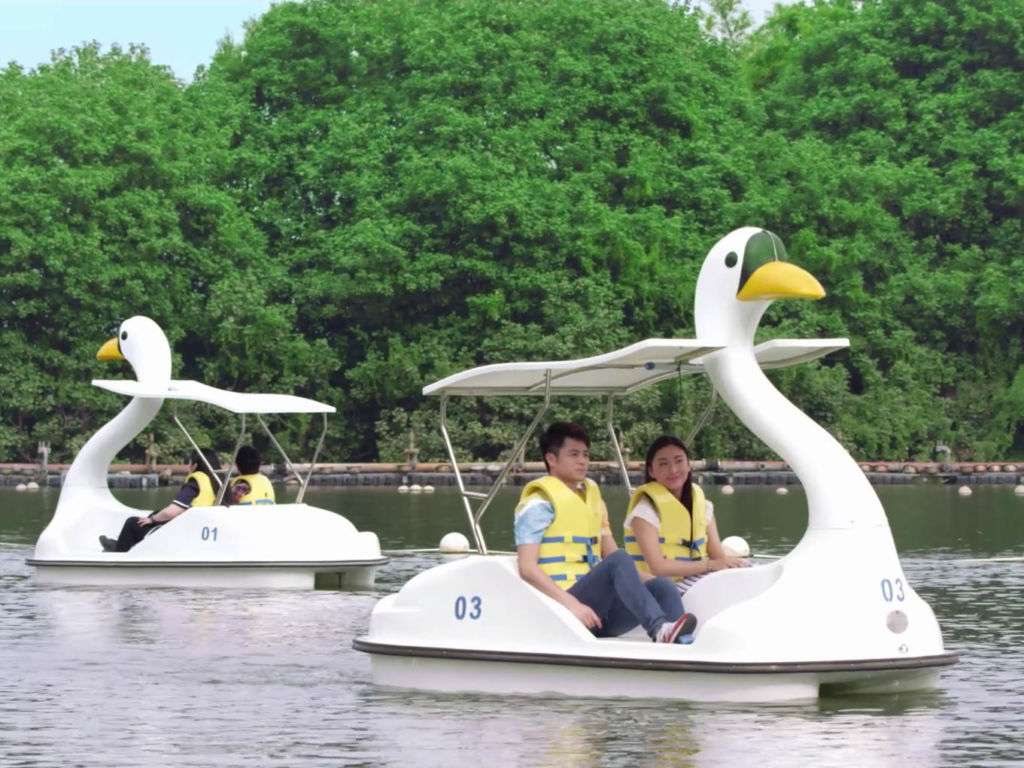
[171,404,224,492]
[168,403,328,505]
[439,372,554,555]
[605,396,632,495]
[426,337,850,554]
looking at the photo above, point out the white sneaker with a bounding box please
[655,613,697,643]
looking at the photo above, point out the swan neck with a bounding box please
[704,348,887,530]
[59,397,163,494]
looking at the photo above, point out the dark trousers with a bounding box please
[114,516,164,552]
[568,549,684,639]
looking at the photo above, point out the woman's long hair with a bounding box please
[189,448,222,485]
[643,435,693,512]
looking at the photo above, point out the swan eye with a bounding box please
[121,331,128,341]
[725,252,738,268]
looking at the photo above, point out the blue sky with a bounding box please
[1,0,782,83]
[1,0,277,81]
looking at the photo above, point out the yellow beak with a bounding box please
[737,261,826,302]
[96,337,124,361]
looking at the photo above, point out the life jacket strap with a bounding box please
[624,535,666,544]
[541,535,598,544]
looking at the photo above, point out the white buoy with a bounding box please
[775,486,789,495]
[958,485,973,497]
[26,481,40,490]
[439,531,470,554]
[423,485,435,493]
[721,535,750,558]
[397,485,410,493]
[721,484,735,495]
[1005,464,1018,472]
[1014,485,1024,496]
[409,483,423,494]
[15,483,27,492]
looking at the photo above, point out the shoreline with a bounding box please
[3,460,1021,489]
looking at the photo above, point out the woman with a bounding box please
[624,435,746,595]
[99,448,221,552]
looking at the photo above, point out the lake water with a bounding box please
[1,484,1022,767]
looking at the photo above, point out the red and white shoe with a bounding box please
[655,613,697,643]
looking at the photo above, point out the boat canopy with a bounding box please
[749,339,849,370]
[424,338,849,396]
[424,336,849,555]
[92,379,335,414]
[93,379,333,502]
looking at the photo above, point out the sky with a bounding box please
[1,0,784,83]
[1,0,277,81]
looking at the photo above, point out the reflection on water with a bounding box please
[1,485,1023,766]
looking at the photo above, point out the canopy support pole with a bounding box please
[472,373,552,549]
[256,414,305,486]
[605,395,632,494]
[440,372,552,556]
[439,394,486,554]
[171,403,223,491]
[297,413,327,504]
[686,385,719,446]
[216,413,247,506]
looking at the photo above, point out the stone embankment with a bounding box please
[2,460,1022,489]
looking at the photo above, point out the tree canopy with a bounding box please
[1,0,1021,465]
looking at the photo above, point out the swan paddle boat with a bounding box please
[354,227,956,702]
[29,316,386,589]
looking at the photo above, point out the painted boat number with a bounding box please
[454,595,482,620]
[201,526,218,542]
[880,578,905,602]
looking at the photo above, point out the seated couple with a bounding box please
[515,422,746,644]
[99,445,275,552]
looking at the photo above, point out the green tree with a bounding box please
[204,0,762,460]
[0,44,324,461]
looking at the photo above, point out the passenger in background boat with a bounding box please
[98,448,221,552]
[624,435,747,596]
[226,445,275,506]
[515,422,697,644]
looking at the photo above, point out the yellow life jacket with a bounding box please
[185,471,217,508]
[519,476,604,589]
[624,481,707,575]
[230,473,276,505]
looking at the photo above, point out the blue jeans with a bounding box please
[568,550,684,639]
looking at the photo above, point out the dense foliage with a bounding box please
[1,0,1021,465]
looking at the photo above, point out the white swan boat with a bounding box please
[29,316,386,589]
[354,227,956,702]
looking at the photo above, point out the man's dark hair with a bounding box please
[539,422,589,471]
[189,448,221,483]
[235,445,262,475]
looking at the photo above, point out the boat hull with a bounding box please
[354,555,956,702]
[32,502,386,589]
[29,558,385,589]
[355,639,950,702]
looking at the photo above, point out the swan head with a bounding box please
[96,316,172,385]
[694,227,825,345]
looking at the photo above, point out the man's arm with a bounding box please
[516,544,602,630]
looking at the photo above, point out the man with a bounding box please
[226,445,275,505]
[515,422,697,643]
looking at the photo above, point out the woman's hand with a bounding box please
[136,515,155,527]
[707,556,748,571]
